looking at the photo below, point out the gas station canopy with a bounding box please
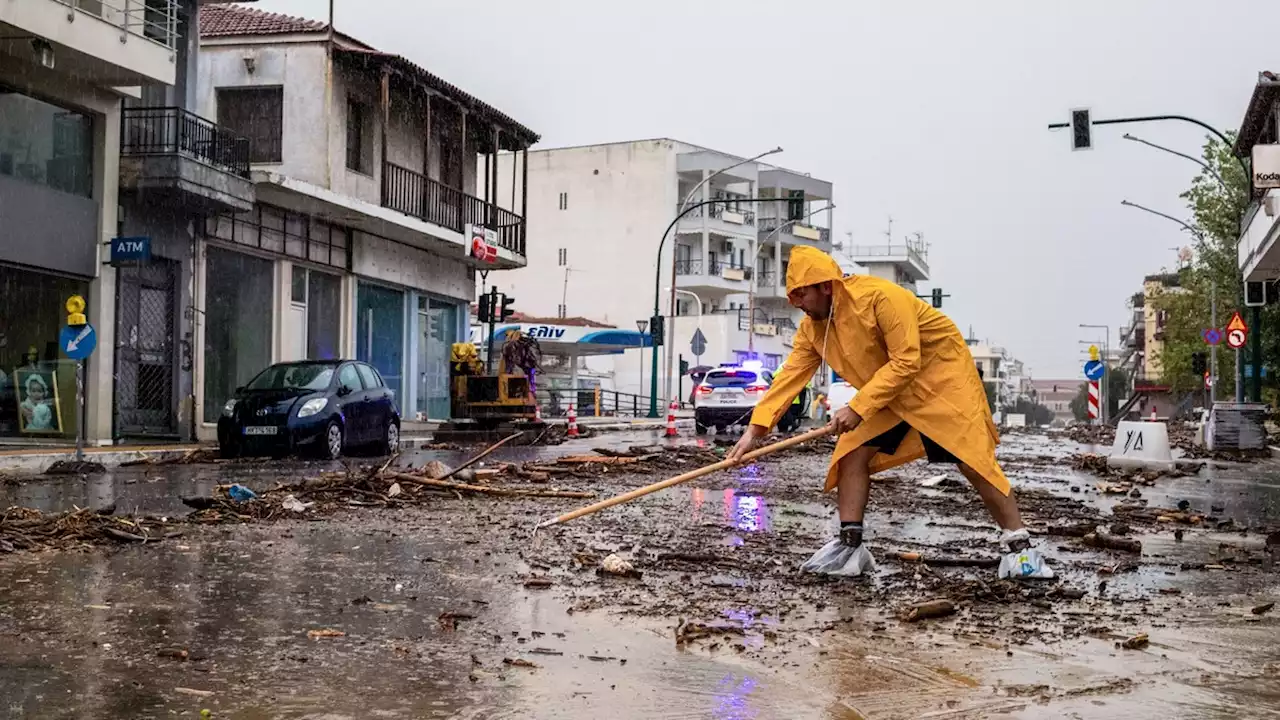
[473,322,652,356]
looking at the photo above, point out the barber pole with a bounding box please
[665,400,678,438]
[567,404,579,438]
[1087,381,1100,423]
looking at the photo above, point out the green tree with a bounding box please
[1070,381,1089,421]
[1149,133,1248,396]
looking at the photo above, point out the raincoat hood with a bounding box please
[785,246,844,294]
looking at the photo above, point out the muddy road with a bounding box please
[2,429,1279,719]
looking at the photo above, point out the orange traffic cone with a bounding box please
[665,400,678,438]
[567,403,579,438]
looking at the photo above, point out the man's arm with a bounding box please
[849,288,922,421]
[748,328,822,430]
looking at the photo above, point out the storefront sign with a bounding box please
[1252,144,1280,189]
[110,236,151,264]
[465,224,499,263]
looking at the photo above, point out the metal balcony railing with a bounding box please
[757,217,833,243]
[121,107,251,177]
[58,0,180,49]
[845,244,929,270]
[678,203,757,226]
[382,161,526,255]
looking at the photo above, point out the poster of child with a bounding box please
[16,369,61,434]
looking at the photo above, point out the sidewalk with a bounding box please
[0,417,693,473]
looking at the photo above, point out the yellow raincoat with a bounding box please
[749,247,1008,495]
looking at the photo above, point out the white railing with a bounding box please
[56,0,180,50]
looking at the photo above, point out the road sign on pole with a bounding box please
[689,327,707,358]
[1202,328,1222,346]
[1225,311,1248,350]
[1083,359,1105,382]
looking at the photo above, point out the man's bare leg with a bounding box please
[957,462,1024,531]
[836,445,880,523]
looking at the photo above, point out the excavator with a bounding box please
[444,329,544,435]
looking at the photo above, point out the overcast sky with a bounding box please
[254,0,1271,378]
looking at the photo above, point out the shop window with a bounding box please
[357,282,404,402]
[415,296,458,420]
[217,87,283,164]
[0,265,89,438]
[306,269,342,360]
[203,247,274,423]
[0,87,93,197]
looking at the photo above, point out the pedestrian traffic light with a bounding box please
[931,288,943,308]
[1191,351,1207,376]
[1071,108,1092,151]
[477,294,492,323]
[499,294,516,322]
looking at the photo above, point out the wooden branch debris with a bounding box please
[385,472,594,499]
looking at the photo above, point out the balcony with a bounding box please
[0,0,179,86]
[758,217,832,250]
[119,107,254,212]
[754,269,786,300]
[675,258,751,295]
[382,161,526,260]
[675,202,756,238]
[845,244,930,282]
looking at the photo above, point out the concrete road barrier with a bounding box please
[1107,421,1175,472]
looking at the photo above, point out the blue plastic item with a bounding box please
[227,484,258,502]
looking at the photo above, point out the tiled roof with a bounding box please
[200,4,327,38]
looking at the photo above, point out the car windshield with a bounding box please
[705,370,759,388]
[246,364,336,391]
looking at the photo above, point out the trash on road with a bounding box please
[599,553,642,578]
[280,494,312,513]
[1121,633,1150,650]
[227,484,257,502]
[899,599,957,622]
[1253,602,1275,616]
[306,628,346,639]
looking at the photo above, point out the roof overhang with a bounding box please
[475,323,652,356]
[1234,71,1280,157]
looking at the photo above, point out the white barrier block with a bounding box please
[1107,421,1175,472]
[1006,413,1026,428]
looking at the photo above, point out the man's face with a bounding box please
[789,282,833,321]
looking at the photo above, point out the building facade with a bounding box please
[183,5,536,436]
[0,0,184,443]
[489,139,833,401]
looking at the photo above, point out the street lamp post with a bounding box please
[1120,200,1220,402]
[650,196,802,417]
[664,147,783,403]
[747,203,835,352]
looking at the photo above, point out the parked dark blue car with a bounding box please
[217,360,400,459]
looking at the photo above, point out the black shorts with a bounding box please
[864,422,960,464]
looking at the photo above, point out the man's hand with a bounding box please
[828,405,862,435]
[726,424,769,464]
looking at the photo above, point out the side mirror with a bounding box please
[337,385,352,397]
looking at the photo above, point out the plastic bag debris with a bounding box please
[799,539,876,577]
[280,494,313,513]
[227,484,257,502]
[998,547,1055,579]
[387,482,402,498]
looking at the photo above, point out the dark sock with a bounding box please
[839,521,863,547]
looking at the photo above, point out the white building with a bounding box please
[966,339,1033,412]
[489,139,833,402]
[0,0,186,443]
[182,4,535,436]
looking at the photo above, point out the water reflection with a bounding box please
[724,489,769,533]
[712,674,760,720]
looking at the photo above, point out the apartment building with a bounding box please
[0,0,187,443]
[490,139,833,399]
[1030,379,1077,426]
[182,4,535,436]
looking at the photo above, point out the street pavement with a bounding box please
[1,428,1279,718]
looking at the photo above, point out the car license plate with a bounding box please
[243,426,278,436]
[718,396,740,405]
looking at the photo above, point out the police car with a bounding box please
[693,362,772,435]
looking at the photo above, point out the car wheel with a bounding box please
[321,420,344,460]
[384,419,400,455]
[715,425,726,435]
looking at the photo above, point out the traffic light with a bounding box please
[649,314,665,347]
[1071,108,1092,151]
[1191,352,1207,376]
[499,294,516,322]
[679,358,689,375]
[931,288,943,309]
[477,294,492,323]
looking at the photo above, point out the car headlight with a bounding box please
[297,397,328,418]
[221,399,237,417]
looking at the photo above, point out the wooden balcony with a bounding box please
[381,161,525,257]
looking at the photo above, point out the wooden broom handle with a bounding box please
[536,426,832,529]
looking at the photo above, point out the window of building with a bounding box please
[290,266,342,361]
[558,192,568,210]
[0,87,93,197]
[346,97,372,174]
[217,87,283,164]
[557,248,567,266]
[203,247,274,423]
[204,204,350,270]
[415,297,458,420]
[357,282,405,401]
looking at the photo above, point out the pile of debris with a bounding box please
[1,506,182,553]
[1061,424,1116,446]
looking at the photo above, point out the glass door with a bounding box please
[417,298,457,420]
[356,282,404,402]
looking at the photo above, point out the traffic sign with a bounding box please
[60,323,96,360]
[1202,328,1222,346]
[1225,311,1248,350]
[690,327,707,358]
[1083,360,1105,381]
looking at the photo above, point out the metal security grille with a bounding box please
[114,260,177,437]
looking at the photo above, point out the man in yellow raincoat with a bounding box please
[726,246,1050,579]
